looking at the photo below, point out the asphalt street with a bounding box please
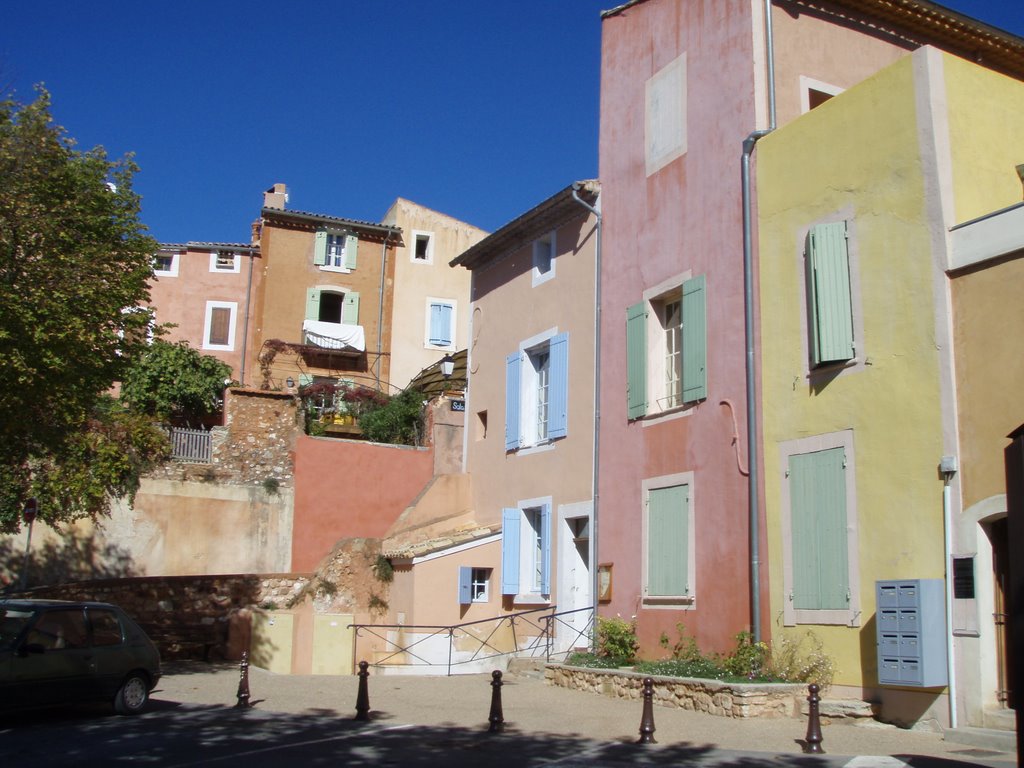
[0,662,1016,767]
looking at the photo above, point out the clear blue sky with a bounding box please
[3,1,1023,242]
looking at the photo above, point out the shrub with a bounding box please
[596,616,638,663]
[722,631,770,679]
[765,631,836,689]
[358,388,424,445]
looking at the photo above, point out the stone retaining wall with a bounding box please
[546,665,803,719]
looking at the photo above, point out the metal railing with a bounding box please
[350,605,594,676]
[168,427,212,463]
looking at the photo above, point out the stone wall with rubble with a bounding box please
[546,665,803,719]
[147,388,300,487]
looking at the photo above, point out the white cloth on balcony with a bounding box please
[302,320,365,352]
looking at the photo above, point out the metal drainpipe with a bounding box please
[942,469,958,728]
[741,0,776,643]
[376,230,393,390]
[571,183,602,648]
[239,248,255,387]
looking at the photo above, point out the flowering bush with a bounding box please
[596,616,639,663]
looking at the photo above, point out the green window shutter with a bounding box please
[344,233,358,270]
[681,274,707,403]
[806,222,854,366]
[789,447,848,610]
[647,484,689,597]
[626,301,648,419]
[305,288,320,320]
[314,230,328,266]
[342,291,360,325]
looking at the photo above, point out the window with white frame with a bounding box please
[626,274,706,419]
[804,220,859,370]
[153,251,179,277]
[799,76,844,114]
[411,230,434,264]
[532,231,556,285]
[643,473,695,607]
[780,430,861,626]
[203,301,237,351]
[314,229,357,272]
[501,502,551,599]
[209,251,240,273]
[458,567,491,604]
[425,299,456,348]
[306,287,359,325]
[645,52,687,176]
[505,331,568,451]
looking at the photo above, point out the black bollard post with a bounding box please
[803,683,825,754]
[355,660,371,721]
[637,677,657,744]
[488,670,505,733]
[235,650,251,708]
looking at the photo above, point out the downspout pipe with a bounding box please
[942,465,958,728]
[572,183,602,648]
[376,230,394,391]
[742,0,776,644]
[239,249,255,387]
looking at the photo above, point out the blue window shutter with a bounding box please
[647,485,689,596]
[681,275,707,403]
[344,233,358,270]
[305,288,320,321]
[501,508,520,595]
[314,230,327,266]
[789,447,848,610]
[547,333,569,439]
[458,566,472,605]
[626,302,647,419]
[342,292,360,325]
[505,352,521,450]
[429,302,452,345]
[540,504,552,595]
[806,222,854,366]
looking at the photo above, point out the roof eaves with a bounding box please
[450,180,599,270]
[261,206,402,236]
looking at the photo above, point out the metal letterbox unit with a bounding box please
[876,579,948,688]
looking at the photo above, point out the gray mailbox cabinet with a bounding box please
[876,579,948,687]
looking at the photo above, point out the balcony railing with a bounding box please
[349,605,594,676]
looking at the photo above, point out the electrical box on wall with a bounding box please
[876,579,948,687]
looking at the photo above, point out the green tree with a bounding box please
[120,339,233,425]
[0,87,166,532]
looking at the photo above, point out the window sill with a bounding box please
[512,594,550,606]
[642,595,694,609]
[319,265,351,274]
[511,441,557,457]
[637,402,697,426]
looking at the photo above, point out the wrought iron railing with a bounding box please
[349,605,594,676]
[168,427,212,463]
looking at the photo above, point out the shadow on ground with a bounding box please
[0,703,1009,768]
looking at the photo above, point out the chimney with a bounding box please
[263,183,288,210]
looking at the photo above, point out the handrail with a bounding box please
[349,605,593,676]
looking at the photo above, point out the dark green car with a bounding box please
[0,599,161,715]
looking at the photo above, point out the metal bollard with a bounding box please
[637,677,657,744]
[235,650,251,708]
[355,660,371,721]
[488,670,505,733]
[803,683,825,754]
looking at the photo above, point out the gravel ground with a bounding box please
[152,662,1016,765]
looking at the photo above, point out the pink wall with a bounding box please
[598,0,767,656]
[291,435,434,571]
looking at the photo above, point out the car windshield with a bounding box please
[0,608,35,650]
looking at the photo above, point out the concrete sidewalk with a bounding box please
[149,662,1017,767]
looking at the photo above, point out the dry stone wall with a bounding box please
[546,665,803,719]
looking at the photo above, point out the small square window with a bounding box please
[153,254,177,275]
[411,230,434,264]
[471,568,490,602]
[209,251,240,273]
[532,232,555,285]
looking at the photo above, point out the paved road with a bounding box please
[0,662,1016,767]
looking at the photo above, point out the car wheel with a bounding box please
[114,673,149,715]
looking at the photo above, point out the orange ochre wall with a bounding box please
[291,436,434,571]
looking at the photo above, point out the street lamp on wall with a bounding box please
[440,354,455,379]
